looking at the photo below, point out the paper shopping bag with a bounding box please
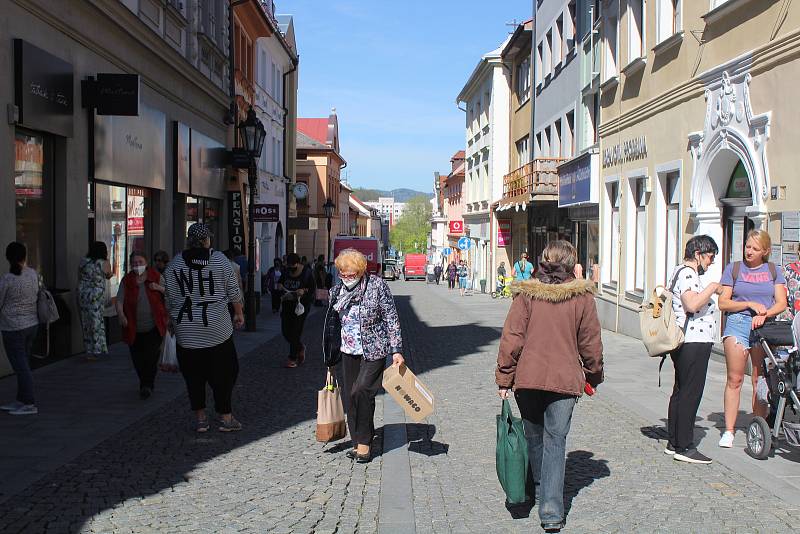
[316,369,347,443]
[382,364,434,422]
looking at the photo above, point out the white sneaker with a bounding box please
[9,404,38,416]
[718,431,734,448]
[0,401,24,412]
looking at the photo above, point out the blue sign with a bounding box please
[457,237,471,251]
[558,152,595,207]
[442,247,452,256]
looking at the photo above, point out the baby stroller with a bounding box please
[745,315,800,460]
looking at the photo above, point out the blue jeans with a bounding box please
[2,326,38,405]
[515,389,577,525]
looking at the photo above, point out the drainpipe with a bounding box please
[282,56,298,252]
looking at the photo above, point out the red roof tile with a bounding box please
[297,118,328,145]
[452,150,465,160]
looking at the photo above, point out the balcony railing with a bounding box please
[502,158,565,199]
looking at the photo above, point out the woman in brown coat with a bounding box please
[496,240,603,533]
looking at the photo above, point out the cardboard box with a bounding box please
[382,364,435,422]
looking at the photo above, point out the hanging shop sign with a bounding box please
[13,39,74,137]
[497,220,511,247]
[94,102,166,190]
[558,152,598,207]
[95,73,139,116]
[602,136,647,168]
[449,220,464,234]
[252,204,279,222]
[228,190,244,254]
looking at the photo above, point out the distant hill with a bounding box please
[350,187,433,203]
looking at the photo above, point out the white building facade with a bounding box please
[254,12,296,281]
[457,42,510,290]
[365,197,406,226]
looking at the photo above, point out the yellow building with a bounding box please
[597,0,800,337]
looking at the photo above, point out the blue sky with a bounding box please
[282,1,530,194]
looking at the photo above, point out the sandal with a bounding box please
[219,417,242,432]
[195,419,210,433]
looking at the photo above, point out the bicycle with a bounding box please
[491,275,514,299]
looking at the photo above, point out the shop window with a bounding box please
[657,0,682,43]
[628,0,644,61]
[607,181,620,286]
[632,177,648,293]
[664,172,680,283]
[14,131,53,284]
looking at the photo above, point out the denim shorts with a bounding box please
[458,276,468,289]
[722,312,754,349]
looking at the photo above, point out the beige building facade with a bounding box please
[597,0,800,337]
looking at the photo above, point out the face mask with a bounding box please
[342,277,360,290]
[134,265,146,275]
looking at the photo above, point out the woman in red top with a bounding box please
[115,252,168,399]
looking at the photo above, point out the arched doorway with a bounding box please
[275,221,284,261]
[687,69,771,279]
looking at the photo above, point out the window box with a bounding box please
[703,0,758,25]
[600,75,619,92]
[652,31,684,55]
[621,56,646,77]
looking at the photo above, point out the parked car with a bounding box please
[402,253,427,281]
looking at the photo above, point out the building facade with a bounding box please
[251,3,297,284]
[596,0,800,339]
[457,40,510,290]
[444,151,466,262]
[293,110,345,262]
[1,0,236,374]
[365,197,406,226]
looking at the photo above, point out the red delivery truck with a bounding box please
[332,236,383,276]
[402,253,427,281]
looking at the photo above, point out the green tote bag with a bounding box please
[495,399,531,505]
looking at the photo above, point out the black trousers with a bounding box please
[448,278,455,289]
[281,307,309,361]
[270,291,281,312]
[129,328,162,390]
[668,342,712,452]
[176,337,239,414]
[342,354,385,446]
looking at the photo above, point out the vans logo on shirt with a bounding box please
[741,272,771,283]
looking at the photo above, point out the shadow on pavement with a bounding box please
[640,417,709,446]
[0,287,501,532]
[563,450,610,519]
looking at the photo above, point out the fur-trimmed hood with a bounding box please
[510,278,597,302]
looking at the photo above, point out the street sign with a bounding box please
[442,247,452,256]
[458,237,471,251]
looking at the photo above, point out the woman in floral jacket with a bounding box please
[323,248,404,463]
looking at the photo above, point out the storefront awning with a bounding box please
[496,193,532,212]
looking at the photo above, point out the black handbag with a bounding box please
[323,291,343,367]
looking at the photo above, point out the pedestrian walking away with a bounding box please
[496,240,603,532]
[265,258,283,314]
[323,248,404,463]
[115,251,168,400]
[665,236,721,464]
[457,260,469,296]
[0,242,40,416]
[433,264,442,285]
[447,261,457,290]
[314,261,329,307]
[278,252,315,368]
[77,241,113,361]
[717,229,787,448]
[511,252,534,282]
[163,223,245,433]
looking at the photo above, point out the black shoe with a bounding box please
[673,448,712,464]
[542,522,563,532]
[664,442,676,455]
[355,450,372,463]
[345,449,357,460]
[139,387,152,400]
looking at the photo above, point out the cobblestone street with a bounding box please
[1,282,799,533]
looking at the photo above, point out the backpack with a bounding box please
[639,266,693,385]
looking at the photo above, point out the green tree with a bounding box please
[389,195,432,255]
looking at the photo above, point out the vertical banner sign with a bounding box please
[497,221,511,247]
[228,190,244,254]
